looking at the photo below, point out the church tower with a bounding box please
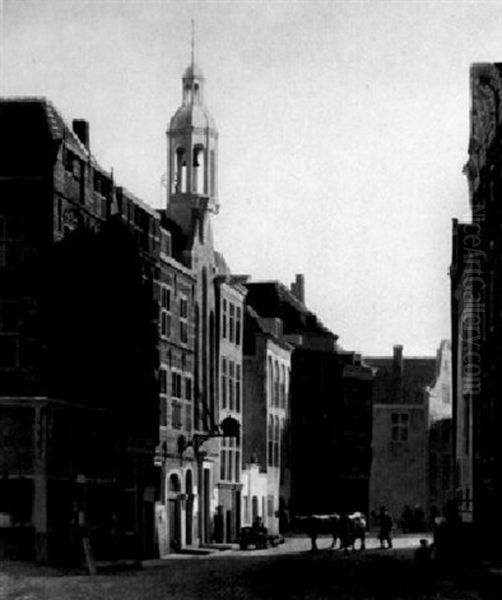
[165,47,220,546]
[166,54,218,231]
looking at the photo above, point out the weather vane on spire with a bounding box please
[191,19,195,68]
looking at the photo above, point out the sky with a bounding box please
[1,0,501,356]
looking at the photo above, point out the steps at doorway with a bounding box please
[179,546,215,555]
[200,543,234,551]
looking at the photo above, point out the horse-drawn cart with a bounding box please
[238,526,283,550]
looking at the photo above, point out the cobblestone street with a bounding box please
[1,535,500,600]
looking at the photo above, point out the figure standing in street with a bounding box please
[378,506,393,549]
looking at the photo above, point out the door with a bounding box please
[203,468,211,543]
[168,499,181,552]
[235,491,241,538]
[185,471,193,546]
[225,510,232,543]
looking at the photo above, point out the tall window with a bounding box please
[220,447,227,481]
[227,445,233,481]
[184,376,192,401]
[229,303,235,343]
[236,307,242,345]
[172,402,182,429]
[268,416,274,467]
[280,365,285,408]
[221,358,227,409]
[273,361,279,407]
[268,357,273,406]
[391,412,408,441]
[175,147,187,193]
[185,404,192,432]
[193,145,205,194]
[160,285,171,339]
[274,416,280,467]
[229,360,235,410]
[172,372,182,398]
[159,367,168,426]
[235,449,241,482]
[210,150,216,196]
[235,364,241,413]
[179,296,188,343]
[222,299,228,339]
[220,436,241,483]
[280,420,286,483]
[160,368,168,394]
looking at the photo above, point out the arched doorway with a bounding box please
[168,474,181,552]
[185,470,193,546]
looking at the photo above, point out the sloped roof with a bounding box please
[245,280,338,341]
[364,355,436,405]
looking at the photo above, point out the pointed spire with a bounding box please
[191,19,195,69]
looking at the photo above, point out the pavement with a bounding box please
[0,533,499,600]
[140,532,433,563]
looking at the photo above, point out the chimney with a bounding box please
[393,344,403,370]
[392,345,404,402]
[72,119,90,150]
[290,274,305,304]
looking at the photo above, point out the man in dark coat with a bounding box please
[378,506,393,549]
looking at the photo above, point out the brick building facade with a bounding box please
[0,99,159,562]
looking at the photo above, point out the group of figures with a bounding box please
[399,504,426,533]
[293,512,367,552]
[294,506,395,552]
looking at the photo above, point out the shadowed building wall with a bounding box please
[451,63,502,549]
[0,98,159,563]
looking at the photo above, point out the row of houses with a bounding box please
[0,60,375,563]
[0,54,460,564]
